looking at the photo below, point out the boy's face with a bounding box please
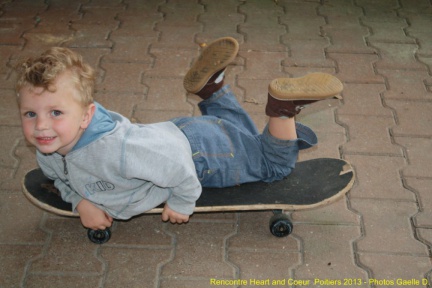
[18,71,95,156]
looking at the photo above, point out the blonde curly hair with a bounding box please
[15,47,95,106]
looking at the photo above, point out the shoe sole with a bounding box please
[184,37,239,94]
[268,73,343,100]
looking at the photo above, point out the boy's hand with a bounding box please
[162,204,190,224]
[76,199,113,230]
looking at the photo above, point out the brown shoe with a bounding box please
[265,73,343,118]
[184,37,239,99]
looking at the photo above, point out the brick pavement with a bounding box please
[0,0,431,287]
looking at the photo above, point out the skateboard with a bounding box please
[22,158,354,244]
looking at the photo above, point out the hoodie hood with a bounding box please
[72,102,116,151]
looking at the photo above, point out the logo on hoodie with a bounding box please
[85,181,115,195]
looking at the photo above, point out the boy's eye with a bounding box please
[24,111,36,118]
[51,110,62,117]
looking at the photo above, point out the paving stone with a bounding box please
[0,126,22,168]
[161,222,236,279]
[122,0,164,11]
[292,199,359,226]
[351,198,427,254]
[280,17,325,41]
[238,24,286,52]
[46,0,87,10]
[133,109,192,125]
[94,91,143,119]
[357,0,400,18]
[300,104,344,133]
[337,83,392,116]
[229,250,299,284]
[405,14,432,56]
[278,0,321,17]
[0,168,14,188]
[405,178,432,228]
[22,32,76,52]
[159,1,203,25]
[395,136,432,179]
[363,17,416,44]
[399,0,432,15]
[418,55,432,75]
[154,24,201,49]
[238,79,269,110]
[78,7,123,28]
[339,114,403,156]
[25,275,101,288]
[417,228,432,247]
[373,42,427,70]
[379,69,432,100]
[345,154,413,200]
[0,11,36,46]
[34,8,81,34]
[318,0,363,18]
[243,10,285,30]
[29,217,103,274]
[323,23,374,54]
[146,47,196,77]
[114,13,162,37]
[67,24,114,48]
[138,77,192,112]
[99,62,148,93]
[237,2,285,52]
[282,67,336,79]
[298,132,345,160]
[1,141,38,192]
[328,53,384,84]
[293,225,365,280]
[238,51,286,80]
[160,278,220,288]
[0,244,43,288]
[386,99,432,137]
[284,38,334,68]
[358,253,431,286]
[0,191,46,244]
[228,211,298,251]
[106,215,172,246]
[0,43,20,75]
[101,247,171,288]
[105,36,157,63]
[196,1,244,42]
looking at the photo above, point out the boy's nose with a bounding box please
[35,117,49,130]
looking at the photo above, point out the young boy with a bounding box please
[16,37,343,231]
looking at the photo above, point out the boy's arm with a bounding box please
[76,199,113,230]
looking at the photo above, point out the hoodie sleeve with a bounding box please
[121,123,202,215]
[36,151,84,213]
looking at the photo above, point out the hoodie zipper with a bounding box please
[62,157,68,175]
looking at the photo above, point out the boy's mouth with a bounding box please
[36,136,56,145]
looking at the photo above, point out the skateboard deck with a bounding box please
[22,158,354,243]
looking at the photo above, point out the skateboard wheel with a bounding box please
[87,228,111,244]
[269,214,293,237]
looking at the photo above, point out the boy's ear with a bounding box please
[81,103,96,129]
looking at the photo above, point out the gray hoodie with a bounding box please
[37,103,202,219]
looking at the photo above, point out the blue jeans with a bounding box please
[171,85,317,188]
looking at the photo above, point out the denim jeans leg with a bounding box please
[198,85,259,135]
[258,122,318,182]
